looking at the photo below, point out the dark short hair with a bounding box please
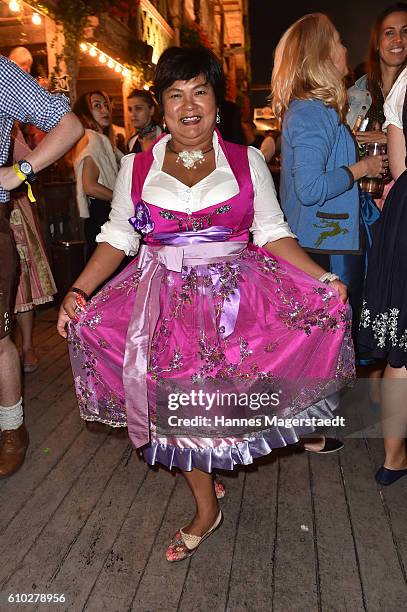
[154,46,225,106]
[127,88,157,108]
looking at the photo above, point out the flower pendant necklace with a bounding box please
[167,142,214,170]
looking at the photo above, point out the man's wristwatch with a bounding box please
[18,160,37,184]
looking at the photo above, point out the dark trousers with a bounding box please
[84,197,111,262]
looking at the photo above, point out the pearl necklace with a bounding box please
[167,143,214,170]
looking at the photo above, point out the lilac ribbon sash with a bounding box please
[209,266,242,338]
[123,241,247,449]
[153,226,233,245]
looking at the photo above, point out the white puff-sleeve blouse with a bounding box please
[384,66,407,130]
[96,131,296,255]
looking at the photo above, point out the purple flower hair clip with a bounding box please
[129,201,155,234]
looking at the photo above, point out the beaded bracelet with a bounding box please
[318,272,340,284]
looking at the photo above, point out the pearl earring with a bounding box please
[216,111,221,124]
[163,119,167,131]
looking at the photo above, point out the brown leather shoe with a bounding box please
[0,424,29,479]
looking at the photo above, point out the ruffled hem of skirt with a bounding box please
[79,412,127,428]
[142,395,339,472]
[14,295,54,313]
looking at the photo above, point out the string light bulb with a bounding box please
[9,0,21,12]
[143,84,150,91]
[32,12,42,25]
[79,42,132,78]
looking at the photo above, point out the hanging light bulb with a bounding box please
[80,43,88,52]
[89,47,97,57]
[122,68,130,77]
[115,64,122,73]
[143,84,150,91]
[107,59,114,69]
[32,13,42,25]
[9,0,21,12]
[99,54,107,64]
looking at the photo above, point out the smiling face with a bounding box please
[90,93,111,130]
[378,11,407,69]
[162,74,217,149]
[128,96,154,130]
[330,29,348,79]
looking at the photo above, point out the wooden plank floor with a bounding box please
[1,307,407,612]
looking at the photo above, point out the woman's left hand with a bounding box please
[328,279,348,304]
[355,130,387,145]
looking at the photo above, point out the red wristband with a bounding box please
[69,286,90,301]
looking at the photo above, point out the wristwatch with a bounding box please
[18,160,37,184]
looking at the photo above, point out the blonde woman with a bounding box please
[272,13,387,356]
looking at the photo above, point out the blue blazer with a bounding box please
[280,99,360,253]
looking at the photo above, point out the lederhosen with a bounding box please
[0,204,18,339]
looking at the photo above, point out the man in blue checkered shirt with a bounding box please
[0,55,84,478]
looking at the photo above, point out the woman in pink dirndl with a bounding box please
[57,47,354,562]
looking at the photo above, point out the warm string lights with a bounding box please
[31,11,41,25]
[79,42,130,78]
[8,0,42,25]
[8,0,21,12]
[7,1,138,82]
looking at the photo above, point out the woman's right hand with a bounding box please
[361,154,388,178]
[57,292,80,338]
[329,279,348,304]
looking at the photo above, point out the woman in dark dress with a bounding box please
[359,66,407,485]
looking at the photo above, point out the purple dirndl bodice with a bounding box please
[68,132,355,472]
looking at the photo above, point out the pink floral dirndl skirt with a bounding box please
[68,240,354,472]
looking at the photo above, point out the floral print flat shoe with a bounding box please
[165,511,223,563]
